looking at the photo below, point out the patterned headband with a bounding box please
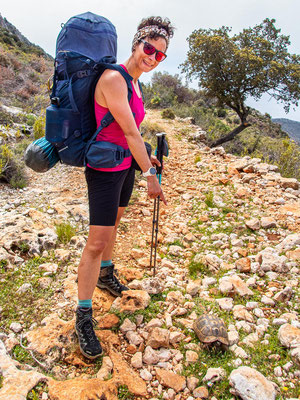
[132,25,170,51]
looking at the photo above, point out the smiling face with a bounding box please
[133,36,167,72]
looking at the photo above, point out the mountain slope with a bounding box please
[0,13,53,112]
[272,118,300,144]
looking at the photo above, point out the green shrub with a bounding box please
[161,108,175,119]
[55,222,77,244]
[33,112,45,139]
[150,95,161,108]
[0,144,28,188]
[26,114,36,126]
[140,120,164,147]
[217,108,227,118]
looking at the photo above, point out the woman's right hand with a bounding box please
[147,175,167,205]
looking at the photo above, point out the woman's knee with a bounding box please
[85,239,109,256]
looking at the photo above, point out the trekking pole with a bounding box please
[150,133,168,276]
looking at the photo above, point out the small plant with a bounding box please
[17,241,30,253]
[118,385,135,400]
[12,344,32,364]
[204,191,216,208]
[33,112,45,139]
[194,155,201,164]
[188,260,208,279]
[55,221,77,244]
[161,108,175,119]
[27,381,48,400]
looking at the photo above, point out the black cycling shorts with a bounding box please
[85,166,136,226]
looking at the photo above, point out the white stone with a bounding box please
[216,297,233,311]
[131,352,143,369]
[120,318,137,333]
[143,346,159,365]
[229,366,277,400]
[228,331,239,346]
[229,344,248,359]
[10,322,22,333]
[126,331,143,346]
[203,367,226,383]
[140,368,152,381]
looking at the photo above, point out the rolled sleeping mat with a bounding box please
[24,137,60,173]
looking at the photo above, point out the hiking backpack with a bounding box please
[45,12,139,168]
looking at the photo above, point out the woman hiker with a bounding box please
[75,17,175,359]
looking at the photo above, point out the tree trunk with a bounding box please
[210,122,251,148]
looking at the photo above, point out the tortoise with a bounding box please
[193,314,229,351]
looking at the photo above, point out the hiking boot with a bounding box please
[96,264,129,297]
[75,307,103,359]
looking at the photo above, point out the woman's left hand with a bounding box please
[150,155,161,168]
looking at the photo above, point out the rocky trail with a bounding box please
[0,110,299,400]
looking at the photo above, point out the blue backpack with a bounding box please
[45,12,141,169]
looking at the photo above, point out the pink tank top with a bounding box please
[89,64,145,172]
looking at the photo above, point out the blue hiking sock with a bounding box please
[101,259,112,268]
[78,299,92,309]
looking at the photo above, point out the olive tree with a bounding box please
[181,18,300,147]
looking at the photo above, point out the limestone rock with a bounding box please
[273,287,293,302]
[120,318,136,334]
[219,275,253,296]
[0,340,46,400]
[111,290,150,313]
[278,324,300,348]
[193,386,209,398]
[156,368,186,392]
[143,346,159,365]
[97,356,113,380]
[25,313,74,357]
[261,217,277,229]
[166,291,185,304]
[256,248,288,273]
[126,331,143,346]
[216,297,233,311]
[145,318,163,331]
[233,305,255,323]
[203,367,226,383]
[235,257,251,272]
[97,314,119,329]
[147,327,170,349]
[245,218,260,230]
[128,277,164,294]
[229,366,277,400]
[185,350,198,364]
[187,376,199,391]
[186,280,201,296]
[38,263,58,274]
[131,352,143,369]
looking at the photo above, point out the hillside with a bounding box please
[0,110,299,399]
[0,13,53,113]
[272,118,300,145]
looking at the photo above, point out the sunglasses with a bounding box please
[141,40,167,62]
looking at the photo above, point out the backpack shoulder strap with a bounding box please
[99,63,133,104]
[138,80,145,103]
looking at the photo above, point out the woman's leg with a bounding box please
[78,225,115,300]
[101,206,126,262]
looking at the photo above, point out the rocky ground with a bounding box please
[0,109,299,400]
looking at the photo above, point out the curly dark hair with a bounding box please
[137,16,175,40]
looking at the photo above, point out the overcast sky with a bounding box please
[1,0,300,121]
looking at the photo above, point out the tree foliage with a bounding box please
[181,18,300,146]
[141,71,200,108]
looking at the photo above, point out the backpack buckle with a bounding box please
[116,151,121,161]
[77,70,89,78]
